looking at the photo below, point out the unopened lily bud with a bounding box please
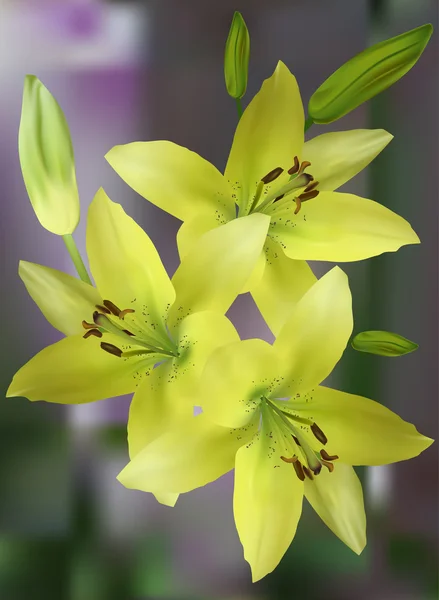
[19,75,80,235]
[352,330,418,357]
[308,24,433,124]
[224,11,250,99]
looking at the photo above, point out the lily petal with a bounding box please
[19,260,102,336]
[302,129,393,192]
[87,188,175,344]
[305,463,366,554]
[168,213,270,330]
[201,339,279,429]
[251,239,317,336]
[234,409,304,582]
[176,212,223,261]
[270,191,420,262]
[274,267,352,395]
[294,386,434,465]
[105,140,235,222]
[7,334,158,404]
[225,61,304,214]
[118,413,257,494]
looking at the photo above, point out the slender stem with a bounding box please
[62,234,92,285]
[235,97,244,119]
[304,115,313,132]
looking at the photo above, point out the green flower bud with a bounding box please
[224,11,250,99]
[308,23,433,124]
[351,330,418,357]
[19,75,80,235]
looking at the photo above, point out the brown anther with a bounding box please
[320,449,339,462]
[292,460,306,481]
[261,167,284,184]
[298,189,320,202]
[93,310,102,325]
[321,460,335,473]
[294,198,302,215]
[288,156,300,175]
[292,435,301,447]
[311,463,322,475]
[273,193,285,203]
[311,423,328,445]
[119,308,135,320]
[82,320,96,330]
[103,299,121,317]
[122,329,135,336]
[83,329,103,339]
[302,466,314,480]
[95,304,111,315]
[100,342,123,357]
[280,455,298,464]
[304,180,319,193]
[297,160,311,176]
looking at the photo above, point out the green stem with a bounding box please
[235,97,244,119]
[304,115,314,132]
[63,234,92,285]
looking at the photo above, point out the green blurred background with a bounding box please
[0,0,437,598]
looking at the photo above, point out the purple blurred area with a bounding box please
[0,1,437,598]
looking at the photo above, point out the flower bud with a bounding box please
[308,24,433,124]
[19,75,80,235]
[351,330,418,357]
[224,11,250,99]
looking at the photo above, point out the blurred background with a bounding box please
[0,0,437,598]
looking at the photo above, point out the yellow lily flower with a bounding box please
[106,61,419,335]
[117,267,433,580]
[7,188,269,504]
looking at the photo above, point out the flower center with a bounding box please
[247,157,320,216]
[264,397,338,481]
[81,299,178,359]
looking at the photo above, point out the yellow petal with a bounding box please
[295,385,434,465]
[176,212,224,261]
[270,191,420,262]
[118,413,257,494]
[302,129,393,192]
[225,61,304,214]
[153,493,179,507]
[305,463,366,554]
[7,334,158,404]
[128,311,239,458]
[234,412,304,582]
[201,339,279,429]
[86,188,175,344]
[251,239,317,336]
[105,140,235,222]
[168,213,270,330]
[274,267,352,394]
[18,260,102,336]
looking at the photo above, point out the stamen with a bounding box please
[273,194,285,203]
[103,299,121,316]
[261,167,284,184]
[95,304,111,315]
[119,308,135,320]
[302,466,314,480]
[292,460,305,481]
[292,435,301,446]
[288,156,300,175]
[321,460,335,473]
[122,329,135,336]
[304,180,319,193]
[311,423,328,445]
[294,197,302,215]
[82,320,97,330]
[281,455,298,464]
[320,449,339,462]
[100,342,123,357]
[297,160,311,176]
[298,189,319,202]
[83,329,102,339]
